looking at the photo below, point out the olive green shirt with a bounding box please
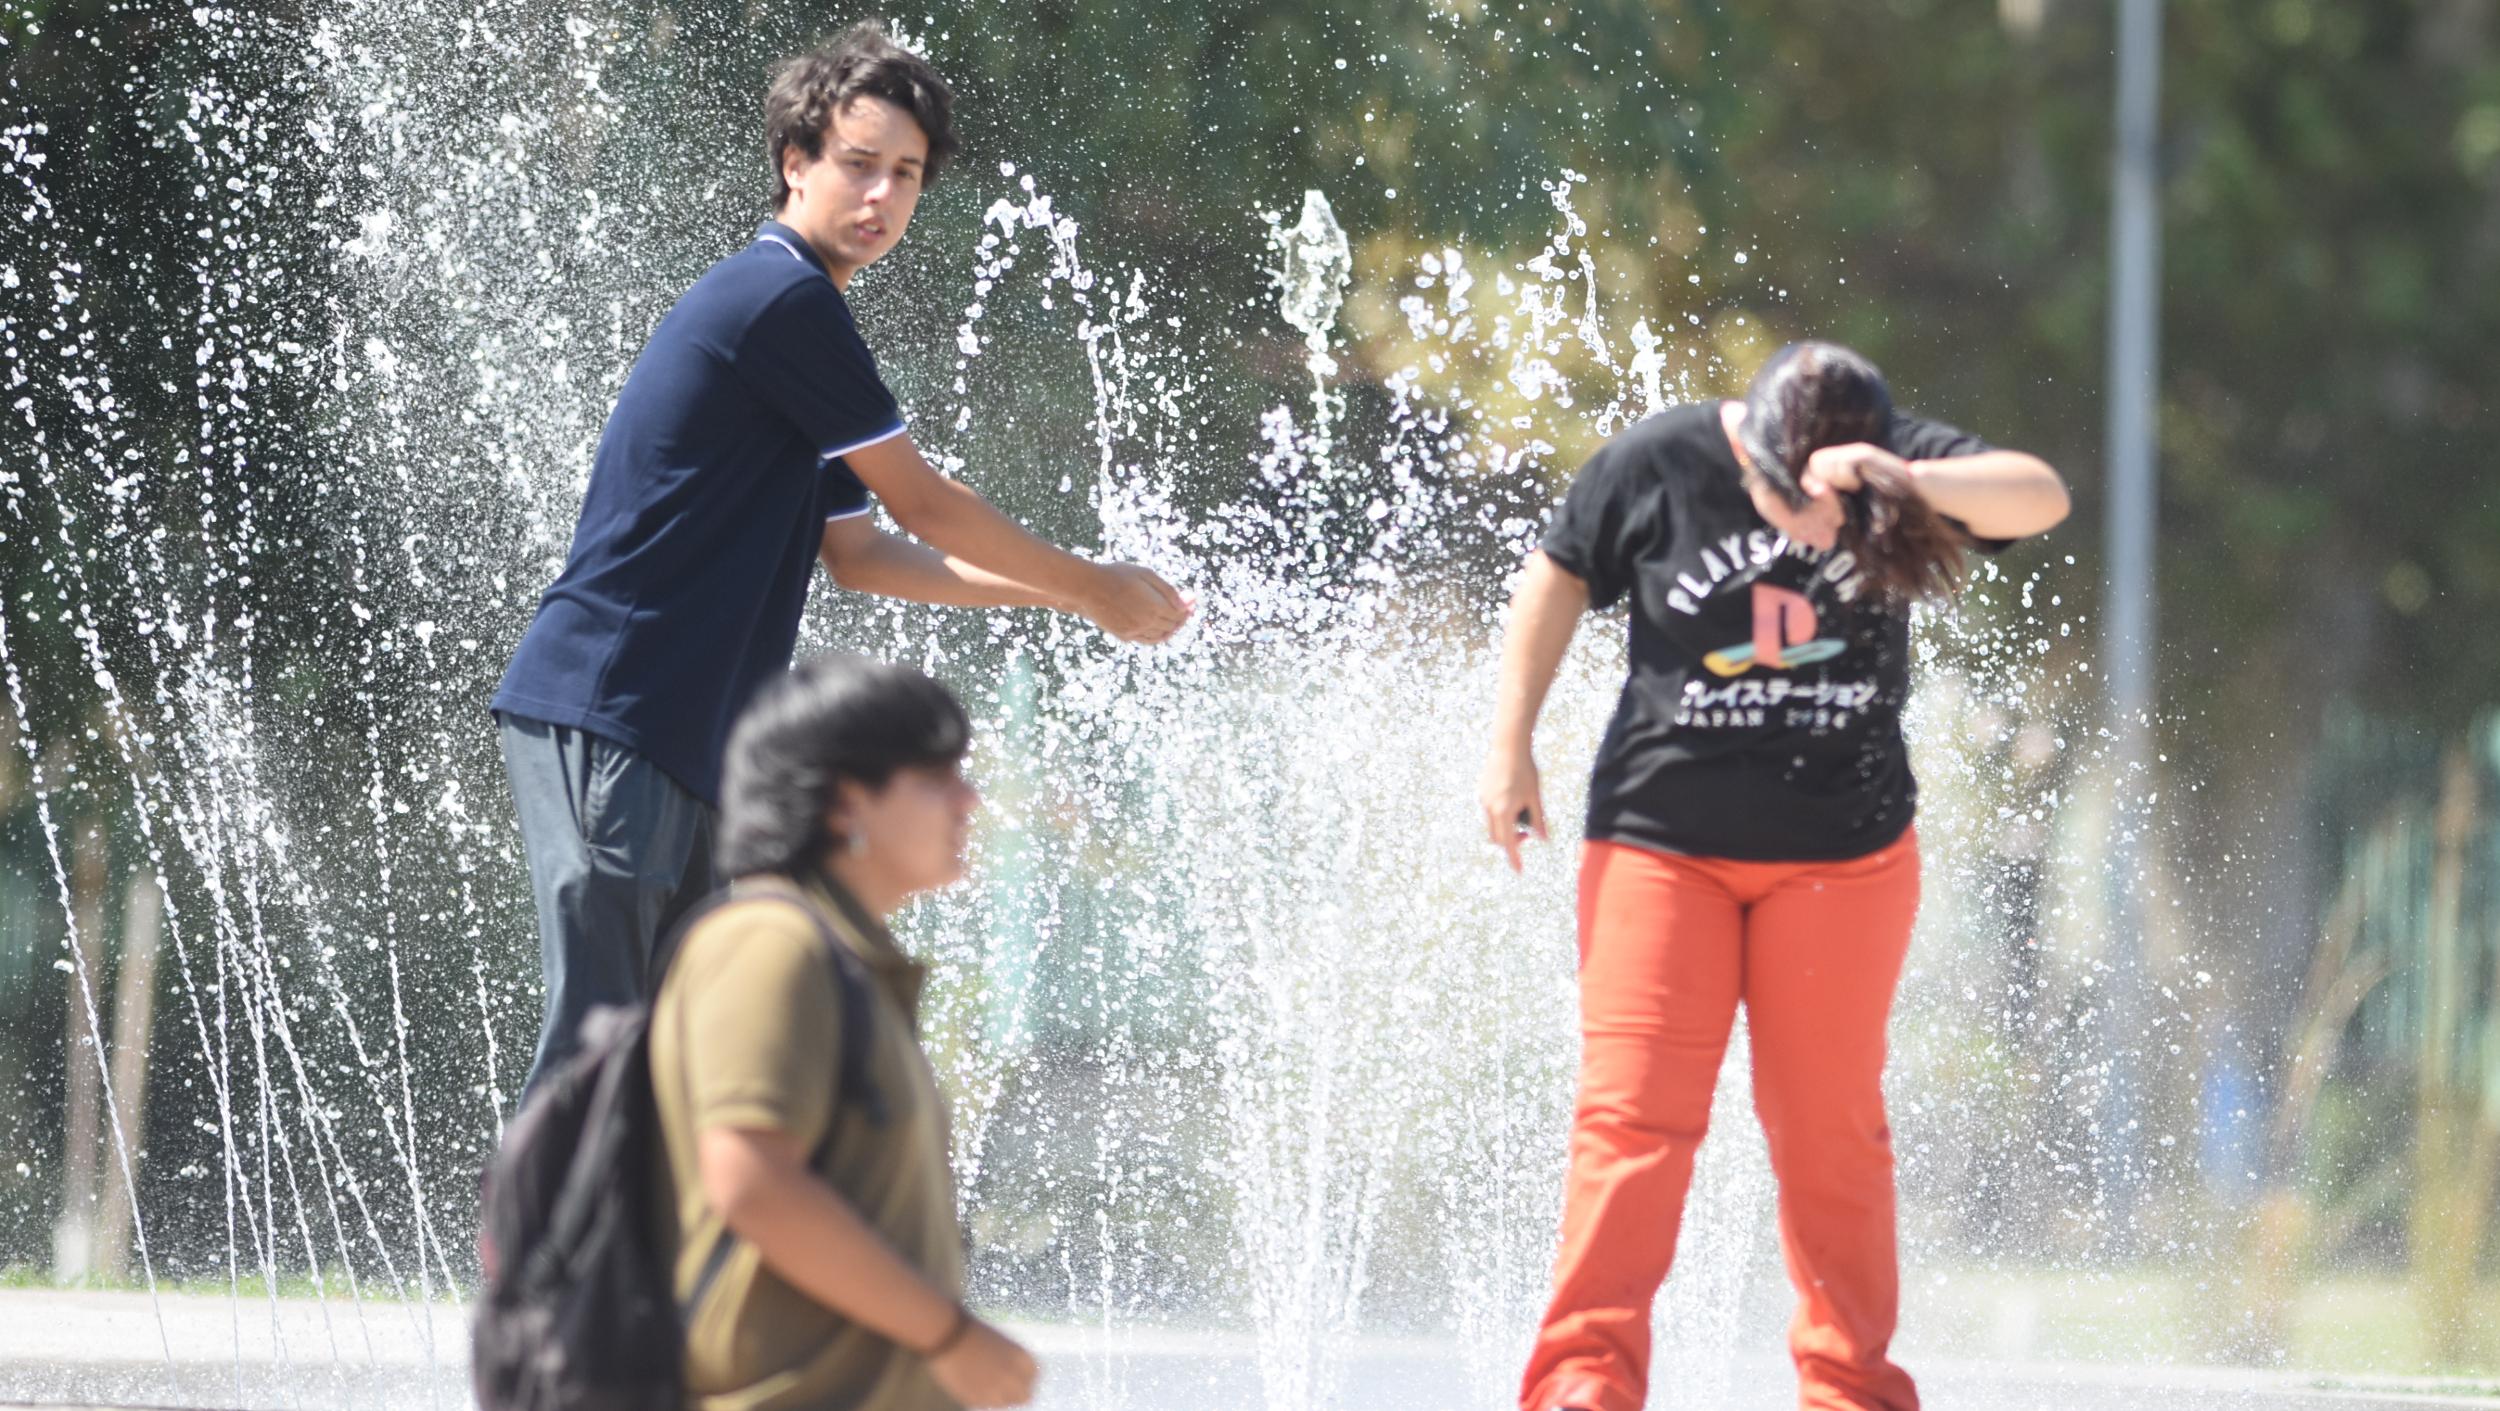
[650,875,962,1411]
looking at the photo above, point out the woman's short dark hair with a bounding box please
[715,653,972,879]
[764,21,959,209]
[1739,340,1970,603]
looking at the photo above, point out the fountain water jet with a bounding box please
[0,7,2124,1411]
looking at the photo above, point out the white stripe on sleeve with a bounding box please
[818,420,907,463]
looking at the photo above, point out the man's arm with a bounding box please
[819,516,1064,610]
[842,432,1189,643]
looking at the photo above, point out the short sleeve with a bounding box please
[669,902,840,1151]
[821,460,873,522]
[1887,408,2017,556]
[733,282,907,464]
[1886,408,1989,463]
[1540,440,1654,611]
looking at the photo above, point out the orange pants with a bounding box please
[1522,832,1923,1411]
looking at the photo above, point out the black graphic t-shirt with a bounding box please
[1542,402,2005,861]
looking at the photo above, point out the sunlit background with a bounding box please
[0,1,2494,1406]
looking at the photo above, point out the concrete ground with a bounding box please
[1,1290,2496,1410]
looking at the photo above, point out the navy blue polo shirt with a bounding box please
[493,221,903,804]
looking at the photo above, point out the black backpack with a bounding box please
[472,884,885,1411]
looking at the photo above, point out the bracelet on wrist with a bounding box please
[917,1302,973,1361]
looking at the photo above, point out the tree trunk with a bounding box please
[50,825,108,1284]
[95,871,161,1283]
[2410,744,2488,1366]
[2237,849,2384,1362]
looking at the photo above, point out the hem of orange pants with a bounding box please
[1523,1368,1640,1411]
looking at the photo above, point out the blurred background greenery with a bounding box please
[1,0,2495,1380]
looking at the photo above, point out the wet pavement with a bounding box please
[1,1290,2494,1410]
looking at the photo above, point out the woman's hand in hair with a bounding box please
[1745,470,1845,552]
[927,1317,1039,1408]
[1799,441,1905,500]
[1803,442,2074,542]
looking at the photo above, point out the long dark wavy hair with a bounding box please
[715,653,971,879]
[1737,341,1970,603]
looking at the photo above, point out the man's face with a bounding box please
[780,95,928,285]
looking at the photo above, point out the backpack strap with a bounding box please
[665,880,887,1330]
[718,880,885,1127]
[653,880,886,1125]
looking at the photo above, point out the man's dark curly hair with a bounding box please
[764,20,959,209]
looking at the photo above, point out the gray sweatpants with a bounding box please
[498,713,717,1098]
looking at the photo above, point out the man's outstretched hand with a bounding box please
[1081,562,1192,644]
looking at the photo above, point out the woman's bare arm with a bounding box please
[1904,449,2071,539]
[1478,551,1590,871]
[1803,443,2069,541]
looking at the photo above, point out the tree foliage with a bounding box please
[0,0,2493,1289]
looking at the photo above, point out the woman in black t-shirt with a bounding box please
[1480,342,2069,1411]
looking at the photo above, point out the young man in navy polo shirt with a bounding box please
[493,24,1189,1094]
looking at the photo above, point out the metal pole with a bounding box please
[2107,0,2162,739]
[2101,0,2163,1245]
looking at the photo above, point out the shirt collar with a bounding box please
[755,220,829,279]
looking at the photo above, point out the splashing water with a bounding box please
[884,168,1793,1409]
[0,5,2158,1411]
[1271,190,1352,365]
